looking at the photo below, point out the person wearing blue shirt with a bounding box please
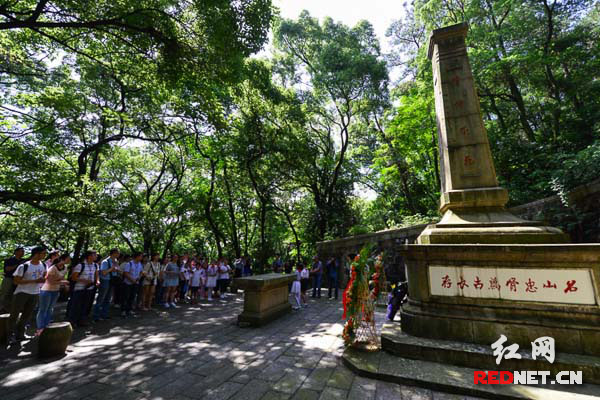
[311,256,323,299]
[121,252,145,317]
[93,248,119,321]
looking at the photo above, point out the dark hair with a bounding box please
[45,250,60,261]
[132,251,143,258]
[52,254,71,266]
[13,247,24,254]
[83,250,96,259]
[109,248,120,256]
[31,246,47,256]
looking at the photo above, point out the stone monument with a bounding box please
[342,23,600,395]
[399,22,600,357]
[418,22,567,245]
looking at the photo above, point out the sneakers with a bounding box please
[170,302,178,308]
[121,311,127,317]
[164,303,170,308]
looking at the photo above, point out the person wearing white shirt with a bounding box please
[9,246,47,342]
[121,252,145,317]
[68,250,99,327]
[218,260,232,297]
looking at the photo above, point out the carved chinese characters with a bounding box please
[429,24,499,191]
[428,265,596,305]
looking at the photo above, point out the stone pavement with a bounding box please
[0,293,482,400]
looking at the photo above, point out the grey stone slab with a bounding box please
[348,376,376,400]
[205,381,244,400]
[375,380,404,400]
[272,368,311,394]
[301,367,335,391]
[327,366,355,390]
[230,379,272,400]
[290,388,320,400]
[261,390,291,400]
[318,386,348,400]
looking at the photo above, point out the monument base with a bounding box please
[418,207,569,244]
[401,244,600,356]
[235,273,295,327]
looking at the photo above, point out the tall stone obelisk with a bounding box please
[418,23,567,244]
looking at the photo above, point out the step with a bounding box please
[381,322,600,384]
[342,347,600,400]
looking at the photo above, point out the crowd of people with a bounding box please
[0,246,343,344]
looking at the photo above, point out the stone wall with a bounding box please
[316,224,428,284]
[509,178,600,243]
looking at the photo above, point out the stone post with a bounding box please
[418,23,567,244]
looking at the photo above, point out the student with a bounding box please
[177,259,190,303]
[136,254,149,309]
[142,253,160,311]
[206,261,218,301]
[326,257,339,300]
[311,256,323,299]
[68,250,99,327]
[8,246,47,342]
[121,252,145,317]
[163,255,180,308]
[93,249,119,321]
[290,264,302,310]
[37,254,70,335]
[218,259,231,297]
[190,262,202,304]
[300,263,309,308]
[155,256,169,306]
[198,262,207,300]
[44,251,60,270]
[0,247,25,313]
[114,254,131,306]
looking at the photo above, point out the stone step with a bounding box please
[342,347,600,400]
[381,322,600,384]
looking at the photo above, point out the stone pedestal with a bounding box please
[401,244,600,356]
[235,273,295,326]
[38,321,73,358]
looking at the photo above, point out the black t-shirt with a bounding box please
[3,256,21,278]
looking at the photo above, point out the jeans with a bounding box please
[36,290,59,329]
[155,281,164,304]
[93,280,111,319]
[68,289,94,325]
[312,274,322,298]
[328,275,338,299]
[121,284,137,313]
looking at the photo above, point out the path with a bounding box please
[1,294,481,399]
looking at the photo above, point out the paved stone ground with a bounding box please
[0,293,480,400]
